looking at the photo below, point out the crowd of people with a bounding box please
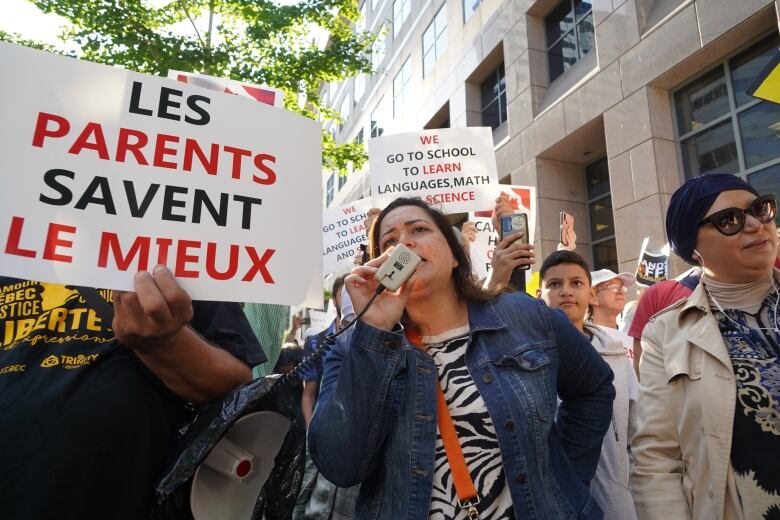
[1,172,779,520]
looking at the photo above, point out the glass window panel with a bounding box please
[498,90,507,125]
[586,158,610,199]
[435,5,447,31]
[481,71,499,109]
[371,97,385,137]
[589,196,615,241]
[424,49,436,77]
[681,118,739,176]
[423,24,435,53]
[498,63,506,93]
[730,35,778,107]
[577,13,595,58]
[354,74,365,103]
[675,66,729,134]
[574,0,592,21]
[463,0,480,22]
[482,99,501,129]
[738,101,780,168]
[592,239,618,272]
[748,164,780,225]
[548,31,577,82]
[546,1,574,47]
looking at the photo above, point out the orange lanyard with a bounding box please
[406,330,481,519]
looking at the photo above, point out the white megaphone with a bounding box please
[190,411,291,520]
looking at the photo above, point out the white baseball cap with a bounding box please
[590,269,636,288]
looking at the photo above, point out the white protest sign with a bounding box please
[308,309,333,334]
[322,198,374,275]
[368,127,498,214]
[0,42,322,305]
[169,70,285,108]
[468,185,537,281]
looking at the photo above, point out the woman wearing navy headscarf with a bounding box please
[630,174,778,519]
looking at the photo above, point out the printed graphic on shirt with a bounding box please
[427,333,516,520]
[0,279,115,370]
[717,291,780,519]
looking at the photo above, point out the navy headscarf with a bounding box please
[666,173,759,264]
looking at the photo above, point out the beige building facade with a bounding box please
[324,0,780,275]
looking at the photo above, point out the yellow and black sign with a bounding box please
[747,47,780,105]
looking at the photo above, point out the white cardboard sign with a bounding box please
[468,185,537,281]
[0,43,322,305]
[169,70,285,108]
[368,127,498,214]
[322,197,374,276]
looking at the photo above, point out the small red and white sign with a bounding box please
[169,70,285,108]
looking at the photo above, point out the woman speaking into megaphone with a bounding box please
[308,197,616,519]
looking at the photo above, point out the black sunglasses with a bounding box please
[698,193,777,236]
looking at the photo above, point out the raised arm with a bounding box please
[113,267,252,404]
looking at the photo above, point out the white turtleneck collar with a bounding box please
[702,270,779,314]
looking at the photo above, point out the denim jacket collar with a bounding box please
[466,299,506,334]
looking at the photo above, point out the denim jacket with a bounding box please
[309,292,615,519]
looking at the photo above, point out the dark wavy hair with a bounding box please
[368,197,496,304]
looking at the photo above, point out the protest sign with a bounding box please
[368,127,498,213]
[0,42,322,305]
[635,237,669,286]
[468,185,536,281]
[308,309,334,334]
[169,70,285,108]
[322,198,374,275]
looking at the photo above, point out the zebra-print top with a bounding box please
[424,325,516,520]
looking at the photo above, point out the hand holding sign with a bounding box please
[112,265,193,350]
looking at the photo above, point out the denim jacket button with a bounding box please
[504,420,515,431]
[515,472,527,484]
[482,373,494,384]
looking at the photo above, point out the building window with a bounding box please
[339,94,351,131]
[326,173,335,206]
[355,128,365,145]
[372,30,386,71]
[586,158,618,272]
[393,57,412,118]
[480,63,507,130]
[423,5,448,77]
[355,74,365,104]
[371,96,388,137]
[463,0,480,23]
[545,0,594,83]
[338,171,348,190]
[674,34,780,200]
[393,0,410,37]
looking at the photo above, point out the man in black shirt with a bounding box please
[0,266,264,519]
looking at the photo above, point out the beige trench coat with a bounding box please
[630,279,751,520]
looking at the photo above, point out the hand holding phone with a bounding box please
[499,214,530,271]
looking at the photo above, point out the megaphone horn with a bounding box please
[190,411,291,520]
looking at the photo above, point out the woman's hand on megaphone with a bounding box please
[345,247,416,332]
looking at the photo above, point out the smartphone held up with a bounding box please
[499,213,530,271]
